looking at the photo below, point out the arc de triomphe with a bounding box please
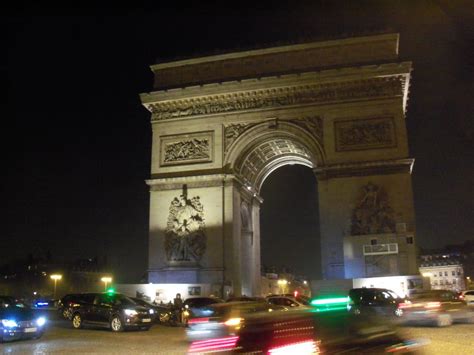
[140,33,418,297]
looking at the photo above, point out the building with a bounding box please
[419,251,466,292]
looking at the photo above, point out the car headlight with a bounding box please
[36,317,46,326]
[124,309,138,316]
[1,319,18,328]
[149,309,155,314]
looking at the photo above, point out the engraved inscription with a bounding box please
[335,117,396,151]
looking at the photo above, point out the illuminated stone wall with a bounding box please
[141,33,417,295]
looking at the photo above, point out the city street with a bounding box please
[2,319,474,354]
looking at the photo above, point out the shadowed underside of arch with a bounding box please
[225,121,324,192]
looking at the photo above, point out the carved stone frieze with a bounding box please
[161,132,213,166]
[146,77,403,121]
[335,117,396,151]
[351,182,396,235]
[290,116,323,145]
[165,185,206,263]
[224,123,257,153]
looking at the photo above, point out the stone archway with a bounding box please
[141,33,418,296]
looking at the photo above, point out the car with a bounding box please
[461,290,474,306]
[400,289,474,327]
[183,296,225,318]
[347,288,405,317]
[186,301,284,342]
[130,297,169,322]
[70,292,155,332]
[58,293,95,320]
[0,296,47,342]
[188,302,428,354]
[226,296,267,302]
[266,295,311,309]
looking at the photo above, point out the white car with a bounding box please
[462,290,474,306]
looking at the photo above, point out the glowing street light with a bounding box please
[101,276,112,291]
[50,274,62,298]
[277,279,288,294]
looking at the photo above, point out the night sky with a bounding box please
[3,2,473,282]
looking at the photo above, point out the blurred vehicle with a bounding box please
[226,296,266,302]
[400,289,474,327]
[188,302,427,354]
[183,296,225,319]
[70,292,154,332]
[461,290,474,306]
[266,294,311,308]
[32,298,58,310]
[347,288,405,317]
[0,296,47,342]
[186,301,283,342]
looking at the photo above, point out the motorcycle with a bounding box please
[159,305,190,326]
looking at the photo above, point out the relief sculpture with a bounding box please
[148,78,402,121]
[290,116,323,143]
[165,185,206,263]
[163,137,210,164]
[351,182,396,235]
[335,117,396,151]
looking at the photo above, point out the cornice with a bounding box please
[314,158,414,180]
[143,75,407,122]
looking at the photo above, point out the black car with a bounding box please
[58,293,95,320]
[70,292,154,332]
[0,296,47,342]
[130,297,169,322]
[348,288,405,317]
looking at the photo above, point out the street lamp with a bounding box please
[50,274,62,299]
[277,279,288,294]
[101,276,112,291]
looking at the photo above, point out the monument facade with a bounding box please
[140,33,418,296]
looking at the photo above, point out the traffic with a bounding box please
[3,286,474,353]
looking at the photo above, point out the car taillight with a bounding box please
[398,302,412,309]
[188,336,239,353]
[268,340,320,355]
[188,317,210,325]
[424,302,441,309]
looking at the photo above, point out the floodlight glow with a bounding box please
[310,297,349,306]
[36,317,46,326]
[50,274,62,280]
[101,277,112,283]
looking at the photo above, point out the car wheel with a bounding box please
[394,308,403,317]
[110,315,124,332]
[72,313,83,329]
[33,331,44,340]
[436,314,452,327]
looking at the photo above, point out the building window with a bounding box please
[433,281,438,285]
[444,271,448,276]
[434,274,437,277]
[452,271,455,276]
[406,237,414,244]
[457,271,461,276]
[439,272,442,276]
[440,280,444,285]
[370,239,377,245]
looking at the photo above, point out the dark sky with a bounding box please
[2,2,473,282]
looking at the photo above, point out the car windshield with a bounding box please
[185,298,224,308]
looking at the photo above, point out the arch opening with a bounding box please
[260,164,321,282]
